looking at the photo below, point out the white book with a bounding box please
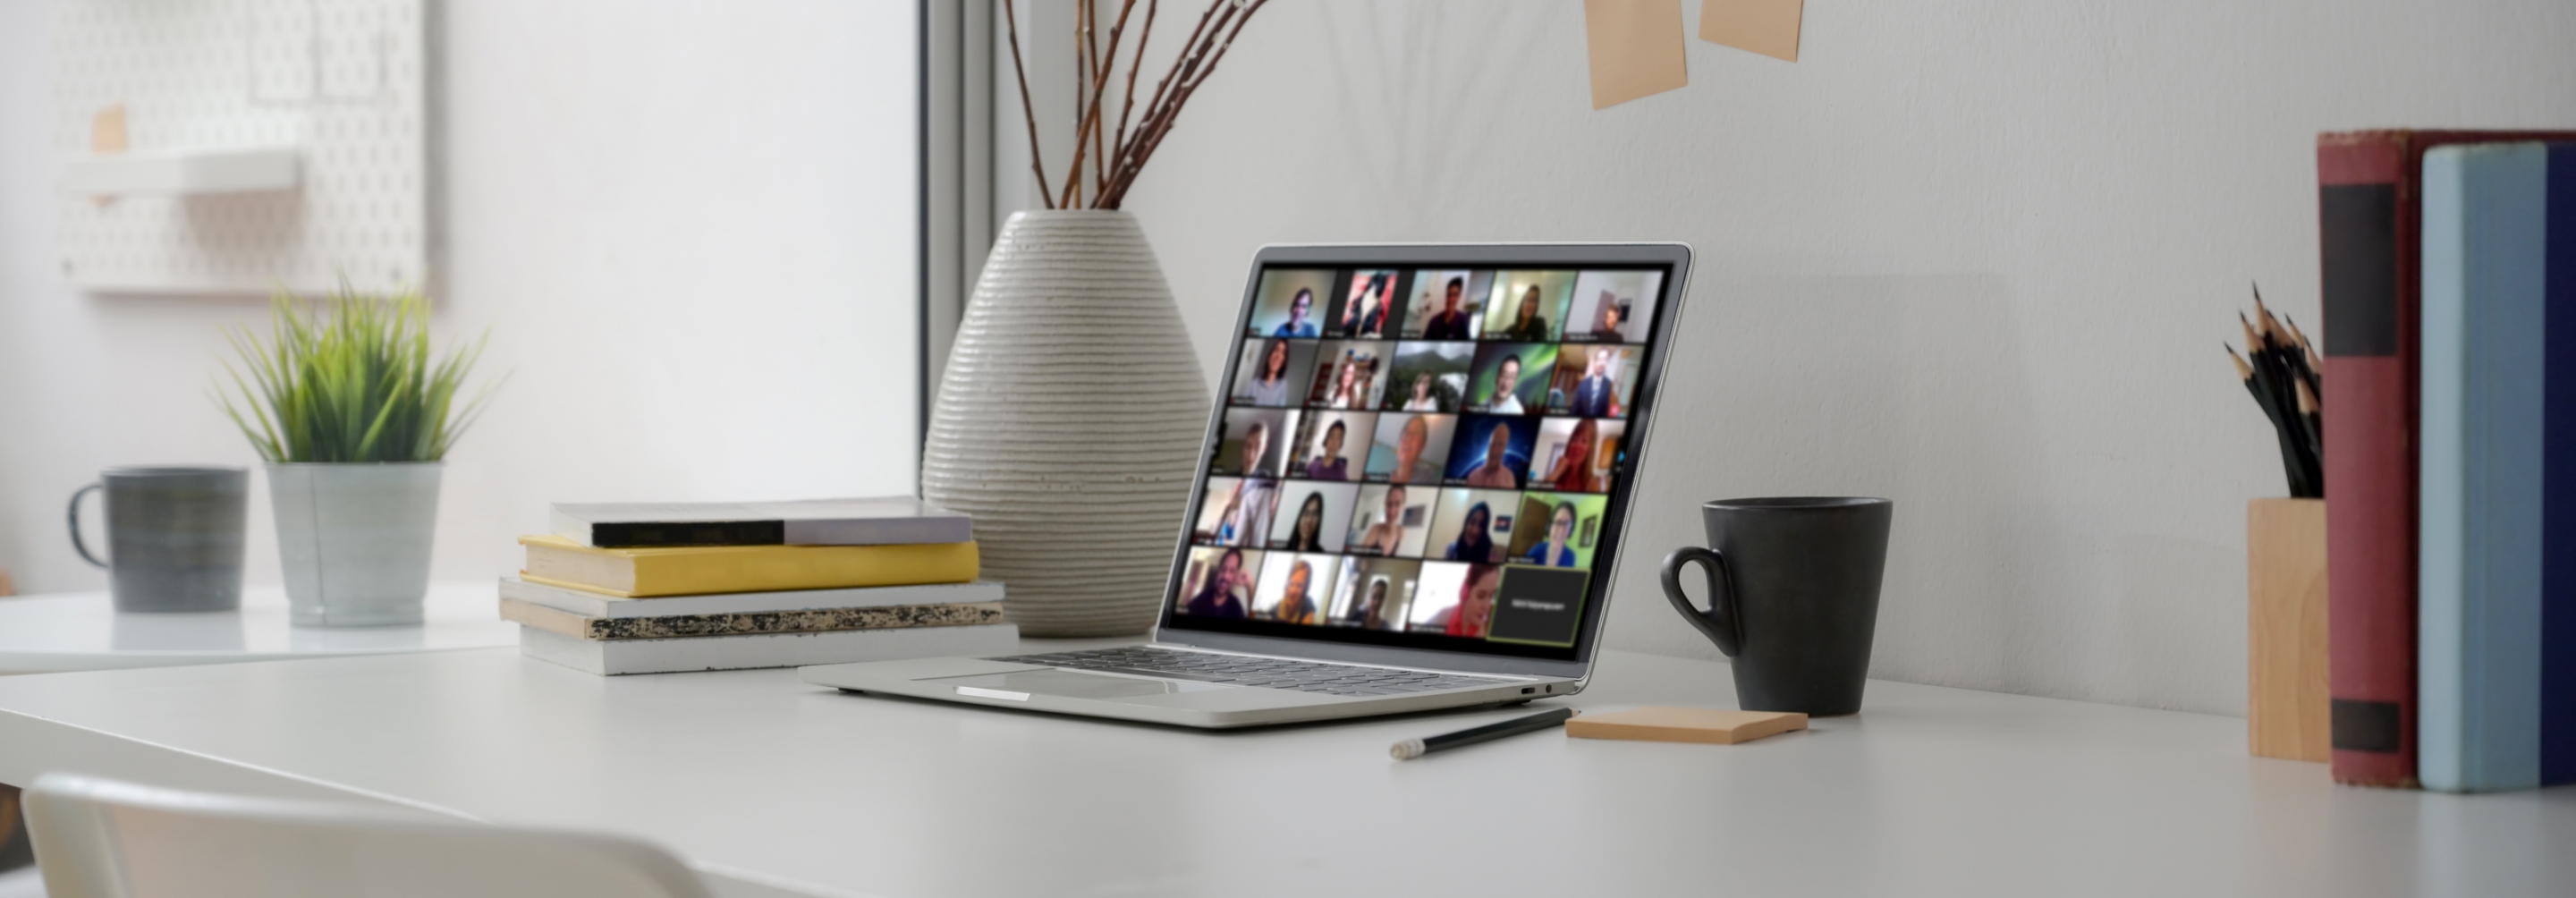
[518,623,1020,675]
[499,576,1006,619]
[550,496,973,547]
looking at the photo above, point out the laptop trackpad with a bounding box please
[926,669,1231,700]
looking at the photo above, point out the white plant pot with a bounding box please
[267,462,442,627]
[924,210,1209,636]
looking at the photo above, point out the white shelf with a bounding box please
[60,145,301,196]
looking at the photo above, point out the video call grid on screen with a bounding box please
[1171,262,1670,661]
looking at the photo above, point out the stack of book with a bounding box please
[503,497,1013,675]
[2316,130,2576,792]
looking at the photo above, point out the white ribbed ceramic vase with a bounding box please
[924,210,1209,636]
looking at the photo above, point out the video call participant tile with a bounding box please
[1528,417,1623,494]
[1467,343,1556,415]
[1252,552,1341,625]
[1546,343,1640,419]
[1307,340,1392,410]
[1426,487,1520,564]
[1383,340,1471,413]
[1214,407,1291,478]
[1485,566,1590,648]
[1563,270,1662,343]
[1232,337,1318,408]
[1328,556,1421,631]
[1329,269,1402,339]
[1483,271,1575,342]
[1289,410,1373,481]
[1364,412,1454,485]
[1401,270,1490,341]
[1248,269,1335,338]
[1343,482,1432,558]
[1269,480,1361,553]
[1445,414,1537,489]
[1175,546,1263,618]
[1193,477,1279,548]
[1410,561,1502,638]
[1504,491,1609,569]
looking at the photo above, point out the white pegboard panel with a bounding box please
[55,0,425,295]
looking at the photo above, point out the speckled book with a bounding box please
[501,597,1004,641]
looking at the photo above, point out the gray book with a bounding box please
[499,576,1005,619]
[517,623,1019,675]
[550,496,973,547]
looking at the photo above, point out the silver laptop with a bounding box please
[801,242,1693,727]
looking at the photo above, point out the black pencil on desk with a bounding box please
[1390,707,1577,760]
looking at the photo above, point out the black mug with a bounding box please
[68,466,250,613]
[1661,497,1893,716]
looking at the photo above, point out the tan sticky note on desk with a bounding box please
[1566,707,1808,744]
[1700,0,1804,63]
[1583,0,1689,109]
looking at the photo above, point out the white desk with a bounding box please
[0,646,2567,898]
[0,583,518,674]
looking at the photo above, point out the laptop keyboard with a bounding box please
[986,647,1519,696]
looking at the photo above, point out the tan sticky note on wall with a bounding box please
[91,104,128,153]
[1583,0,1689,110]
[1701,0,1803,63]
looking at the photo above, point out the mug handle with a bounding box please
[67,482,108,569]
[1661,546,1741,657]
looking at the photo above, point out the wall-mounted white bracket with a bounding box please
[61,145,301,196]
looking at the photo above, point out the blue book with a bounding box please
[2418,142,2570,792]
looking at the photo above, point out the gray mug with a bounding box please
[1662,496,1893,716]
[68,466,249,613]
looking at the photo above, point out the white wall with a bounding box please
[0,2,918,594]
[1097,1,2576,714]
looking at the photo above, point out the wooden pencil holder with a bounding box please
[2247,497,2329,762]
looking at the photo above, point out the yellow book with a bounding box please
[517,534,979,597]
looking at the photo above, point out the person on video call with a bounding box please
[1247,339,1296,406]
[1363,579,1404,631]
[1235,420,1272,477]
[1345,274,1389,337]
[1280,492,1330,552]
[1445,501,1496,562]
[1271,560,1321,625]
[1182,548,1251,617]
[1426,564,1499,637]
[1326,357,1368,409]
[1216,478,1276,546]
[1482,355,1526,414]
[1389,414,1442,484]
[1588,291,1627,341]
[1538,419,1602,492]
[1523,502,1581,568]
[1273,287,1320,338]
[1462,422,1520,488]
[1305,420,1353,481]
[1567,348,1622,418]
[1355,485,1409,555]
[1419,276,1473,339]
[1400,372,1441,411]
[1349,577,1390,627]
[1496,284,1553,341]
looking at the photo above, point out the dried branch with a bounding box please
[1002,0,1055,209]
[1004,0,1262,210]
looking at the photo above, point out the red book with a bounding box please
[2318,130,2576,787]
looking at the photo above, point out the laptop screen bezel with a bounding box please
[1150,242,1695,680]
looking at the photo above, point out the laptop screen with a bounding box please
[1160,257,1680,663]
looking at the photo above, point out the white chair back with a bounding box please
[23,774,712,898]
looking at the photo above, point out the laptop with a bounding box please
[801,242,1694,727]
